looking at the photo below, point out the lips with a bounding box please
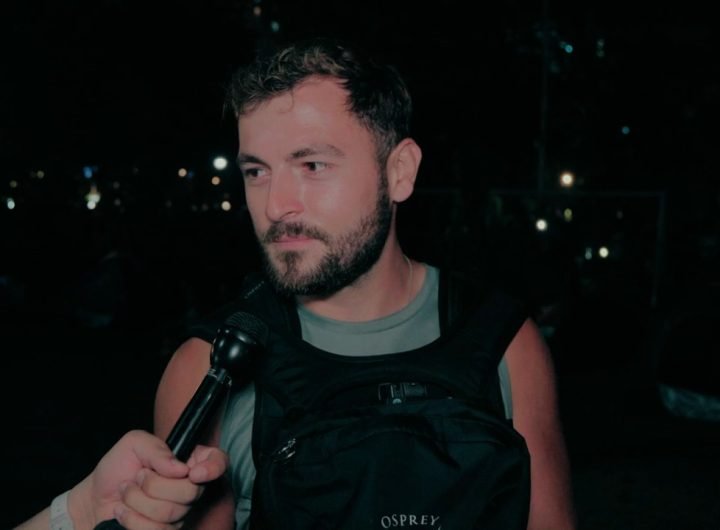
[276,235,312,243]
[263,222,329,245]
[270,235,316,250]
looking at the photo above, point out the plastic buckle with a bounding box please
[377,382,428,405]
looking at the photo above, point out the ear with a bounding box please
[386,138,422,203]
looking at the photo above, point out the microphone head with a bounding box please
[211,312,268,373]
[225,311,269,346]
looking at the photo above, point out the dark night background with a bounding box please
[3,1,719,528]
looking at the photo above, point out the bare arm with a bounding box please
[153,338,236,530]
[505,319,577,530]
[14,430,227,530]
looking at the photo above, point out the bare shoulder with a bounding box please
[154,338,213,438]
[504,319,577,530]
[505,319,557,414]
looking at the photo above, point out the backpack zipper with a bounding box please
[273,437,297,463]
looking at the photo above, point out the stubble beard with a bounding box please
[259,173,393,298]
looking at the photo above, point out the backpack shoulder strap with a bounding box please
[439,267,528,357]
[438,268,529,417]
[183,272,299,345]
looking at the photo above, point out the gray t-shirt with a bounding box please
[219,265,513,529]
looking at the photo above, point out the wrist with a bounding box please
[49,491,74,530]
[66,477,97,530]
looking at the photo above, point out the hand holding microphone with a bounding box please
[94,312,267,530]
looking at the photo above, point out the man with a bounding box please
[155,38,576,529]
[15,430,227,530]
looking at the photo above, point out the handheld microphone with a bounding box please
[95,311,267,530]
[167,311,268,460]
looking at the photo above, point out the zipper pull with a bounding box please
[273,438,297,463]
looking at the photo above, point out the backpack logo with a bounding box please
[380,514,441,528]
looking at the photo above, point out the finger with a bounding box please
[186,446,229,484]
[125,431,189,479]
[121,479,192,524]
[136,468,203,504]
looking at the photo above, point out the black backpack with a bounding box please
[191,269,531,530]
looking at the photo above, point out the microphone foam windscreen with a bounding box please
[225,311,269,346]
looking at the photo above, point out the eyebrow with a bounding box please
[236,153,266,167]
[288,144,346,161]
[237,144,346,168]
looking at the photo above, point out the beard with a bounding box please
[258,174,393,298]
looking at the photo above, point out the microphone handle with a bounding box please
[166,366,231,462]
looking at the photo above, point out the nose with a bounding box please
[265,169,303,222]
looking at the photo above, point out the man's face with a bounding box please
[237,77,393,297]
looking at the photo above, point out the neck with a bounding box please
[298,244,422,322]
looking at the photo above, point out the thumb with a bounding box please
[187,446,229,484]
[127,430,189,479]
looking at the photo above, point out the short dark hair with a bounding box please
[226,38,412,165]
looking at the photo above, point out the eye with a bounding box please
[241,166,267,180]
[304,161,329,173]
